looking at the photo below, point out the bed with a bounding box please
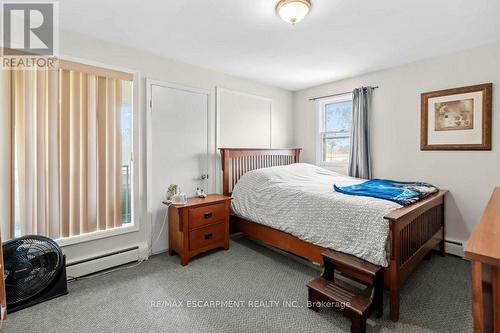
[220,148,447,322]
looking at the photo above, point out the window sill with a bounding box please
[56,224,139,248]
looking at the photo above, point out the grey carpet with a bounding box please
[2,237,472,333]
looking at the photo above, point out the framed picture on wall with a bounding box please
[421,83,492,150]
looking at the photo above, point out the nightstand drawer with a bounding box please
[189,222,225,251]
[189,203,225,230]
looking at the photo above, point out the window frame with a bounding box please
[315,93,353,170]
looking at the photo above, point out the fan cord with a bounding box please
[149,207,168,256]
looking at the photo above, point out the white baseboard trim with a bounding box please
[66,242,149,278]
[444,240,464,258]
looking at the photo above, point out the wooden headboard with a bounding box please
[219,148,301,196]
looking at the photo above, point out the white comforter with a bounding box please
[231,163,401,266]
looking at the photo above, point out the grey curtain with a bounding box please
[348,87,373,179]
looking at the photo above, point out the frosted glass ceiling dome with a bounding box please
[276,0,311,25]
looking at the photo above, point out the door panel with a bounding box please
[150,84,209,254]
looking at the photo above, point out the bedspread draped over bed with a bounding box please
[231,163,401,267]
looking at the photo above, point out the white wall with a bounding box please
[293,41,500,248]
[56,30,293,260]
[217,88,272,148]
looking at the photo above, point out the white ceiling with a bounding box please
[59,0,500,91]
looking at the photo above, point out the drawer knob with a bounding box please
[203,212,213,219]
[204,233,213,240]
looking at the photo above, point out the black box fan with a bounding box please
[3,235,68,313]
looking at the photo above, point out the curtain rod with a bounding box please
[308,86,379,101]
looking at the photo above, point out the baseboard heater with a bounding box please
[66,244,148,278]
[444,240,464,257]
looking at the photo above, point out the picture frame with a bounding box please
[421,83,492,150]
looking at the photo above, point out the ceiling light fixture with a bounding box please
[276,0,311,25]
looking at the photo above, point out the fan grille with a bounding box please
[3,236,63,305]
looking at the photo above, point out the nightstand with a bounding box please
[166,194,232,266]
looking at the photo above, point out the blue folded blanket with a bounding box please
[334,179,439,206]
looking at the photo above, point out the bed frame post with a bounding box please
[295,149,301,163]
[439,198,446,256]
[221,149,230,196]
[389,222,401,321]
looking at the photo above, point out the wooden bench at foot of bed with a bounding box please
[220,148,447,322]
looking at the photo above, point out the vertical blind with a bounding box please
[10,63,133,240]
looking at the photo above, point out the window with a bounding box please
[317,94,353,166]
[121,88,133,225]
[10,61,134,241]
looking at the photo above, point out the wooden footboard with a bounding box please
[384,190,447,321]
[220,148,447,322]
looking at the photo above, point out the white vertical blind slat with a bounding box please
[59,69,71,237]
[106,78,116,229]
[114,80,122,228]
[80,73,89,234]
[97,76,107,231]
[35,69,47,236]
[69,71,81,236]
[87,75,97,233]
[47,69,60,239]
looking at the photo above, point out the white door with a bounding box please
[148,82,210,254]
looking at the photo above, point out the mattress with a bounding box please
[231,163,401,266]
